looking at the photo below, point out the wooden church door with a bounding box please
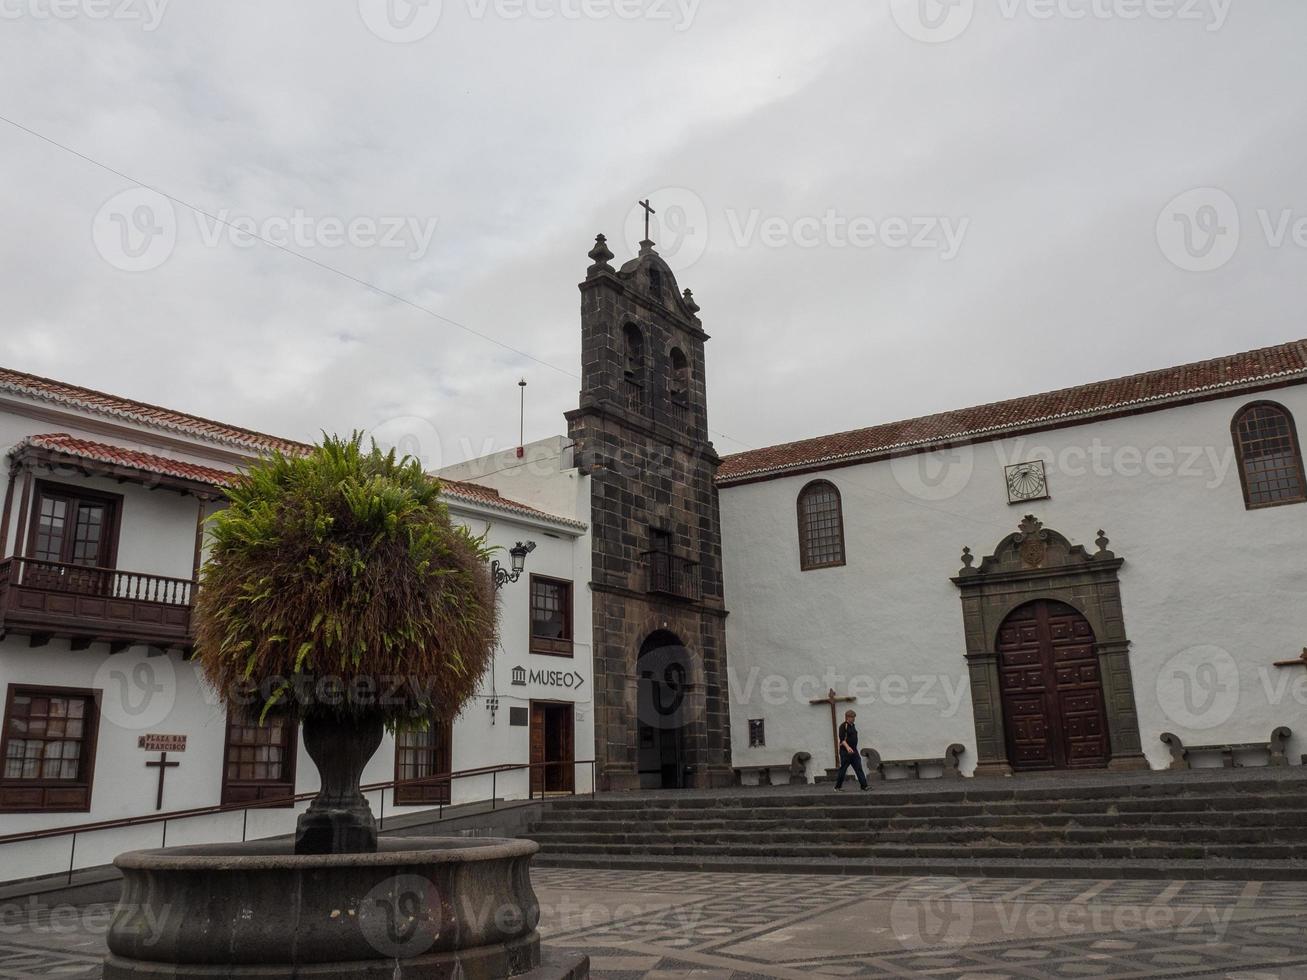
[997,600,1110,771]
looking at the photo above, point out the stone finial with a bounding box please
[1094,529,1115,560]
[682,288,700,314]
[587,233,614,277]
[1017,514,1044,538]
[1016,515,1048,568]
[958,546,977,576]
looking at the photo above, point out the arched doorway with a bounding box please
[997,599,1110,771]
[636,631,691,789]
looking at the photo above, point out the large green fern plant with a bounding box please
[193,433,498,729]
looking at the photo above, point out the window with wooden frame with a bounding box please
[23,482,122,593]
[1232,402,1307,509]
[0,685,101,812]
[797,480,846,570]
[394,720,452,805]
[529,575,574,656]
[220,708,297,807]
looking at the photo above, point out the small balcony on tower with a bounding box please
[643,549,701,602]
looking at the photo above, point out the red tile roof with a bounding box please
[0,364,584,529]
[718,339,1307,485]
[437,477,587,530]
[9,433,584,530]
[15,433,240,487]
[0,366,309,454]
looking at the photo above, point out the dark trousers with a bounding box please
[834,750,867,789]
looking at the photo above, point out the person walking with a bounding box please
[833,708,869,791]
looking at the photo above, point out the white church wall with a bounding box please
[722,384,1307,776]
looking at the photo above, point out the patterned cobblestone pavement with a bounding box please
[535,869,1307,980]
[2,869,1306,978]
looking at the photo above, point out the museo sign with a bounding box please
[511,665,585,690]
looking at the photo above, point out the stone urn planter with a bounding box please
[102,836,588,979]
[295,713,387,854]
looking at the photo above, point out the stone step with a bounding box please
[531,850,1307,881]
[532,840,1306,862]
[544,783,1307,811]
[526,824,1307,847]
[546,789,1307,815]
[529,807,1305,833]
[543,798,1307,821]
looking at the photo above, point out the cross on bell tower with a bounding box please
[639,198,656,245]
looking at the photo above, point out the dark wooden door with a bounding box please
[25,488,117,593]
[547,704,574,793]
[997,600,1110,771]
[531,703,575,795]
[530,704,545,796]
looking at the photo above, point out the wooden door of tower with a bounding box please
[996,600,1110,771]
[530,702,574,795]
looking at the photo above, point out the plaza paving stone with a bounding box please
[5,869,1307,978]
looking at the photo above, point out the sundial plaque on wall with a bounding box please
[1005,460,1050,504]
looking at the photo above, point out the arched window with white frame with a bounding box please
[797,480,846,570]
[1232,401,1307,509]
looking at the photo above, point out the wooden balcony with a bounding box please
[0,557,194,650]
[644,551,701,601]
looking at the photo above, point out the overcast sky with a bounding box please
[1,1,1303,468]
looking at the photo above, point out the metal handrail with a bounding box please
[0,759,596,885]
[0,759,595,846]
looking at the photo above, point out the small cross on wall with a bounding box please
[145,752,180,811]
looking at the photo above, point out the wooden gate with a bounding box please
[997,599,1110,771]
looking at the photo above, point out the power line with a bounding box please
[1,112,1012,538]
[0,112,574,379]
[0,111,765,453]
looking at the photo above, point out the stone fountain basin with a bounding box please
[103,836,575,979]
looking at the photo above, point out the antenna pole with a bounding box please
[517,379,527,459]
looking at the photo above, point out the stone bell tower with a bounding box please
[565,231,733,790]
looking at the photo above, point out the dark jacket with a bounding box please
[838,721,859,757]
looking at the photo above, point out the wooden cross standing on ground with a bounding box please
[810,688,858,768]
[145,752,180,811]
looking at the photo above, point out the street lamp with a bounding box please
[487,540,535,724]
[492,540,536,590]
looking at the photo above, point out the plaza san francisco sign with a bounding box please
[511,665,585,690]
[138,734,187,752]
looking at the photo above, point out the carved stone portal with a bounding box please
[953,516,1148,777]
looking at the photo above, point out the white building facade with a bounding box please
[0,368,593,882]
[720,342,1307,779]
